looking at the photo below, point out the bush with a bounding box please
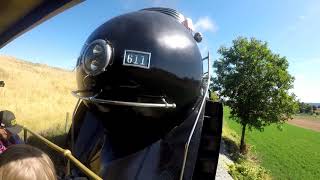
[228,160,271,180]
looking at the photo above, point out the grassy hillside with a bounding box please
[0,55,77,132]
[224,107,320,179]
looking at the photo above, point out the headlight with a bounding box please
[82,39,112,76]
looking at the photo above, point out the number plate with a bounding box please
[123,50,151,69]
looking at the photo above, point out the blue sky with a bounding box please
[0,0,319,102]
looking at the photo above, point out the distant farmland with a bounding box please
[294,113,320,121]
[224,108,320,179]
[0,55,76,132]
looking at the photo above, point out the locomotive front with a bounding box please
[70,7,222,180]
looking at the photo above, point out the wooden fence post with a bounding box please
[65,112,69,133]
[24,128,27,143]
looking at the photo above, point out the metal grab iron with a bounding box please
[71,90,176,108]
[180,53,211,180]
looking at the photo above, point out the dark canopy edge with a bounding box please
[0,0,83,49]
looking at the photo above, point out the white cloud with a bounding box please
[194,16,218,33]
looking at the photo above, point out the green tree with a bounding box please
[209,90,219,102]
[312,105,317,113]
[304,104,312,114]
[298,102,305,113]
[212,37,298,153]
[298,102,309,113]
[298,102,312,114]
[298,102,304,113]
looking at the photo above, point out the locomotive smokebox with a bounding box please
[75,8,203,119]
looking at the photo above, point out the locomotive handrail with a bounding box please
[71,90,176,108]
[179,52,211,180]
[21,125,102,180]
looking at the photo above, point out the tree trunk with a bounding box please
[240,123,247,154]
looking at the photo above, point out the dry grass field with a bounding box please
[0,55,77,132]
[287,118,320,132]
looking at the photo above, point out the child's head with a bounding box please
[0,110,22,141]
[0,144,57,180]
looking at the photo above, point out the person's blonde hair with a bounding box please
[0,144,57,180]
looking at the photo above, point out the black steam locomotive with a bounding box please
[69,7,223,180]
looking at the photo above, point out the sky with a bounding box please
[0,0,319,102]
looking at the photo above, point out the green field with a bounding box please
[224,108,320,179]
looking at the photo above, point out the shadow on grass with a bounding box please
[221,136,258,163]
[26,127,69,177]
[221,136,243,162]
